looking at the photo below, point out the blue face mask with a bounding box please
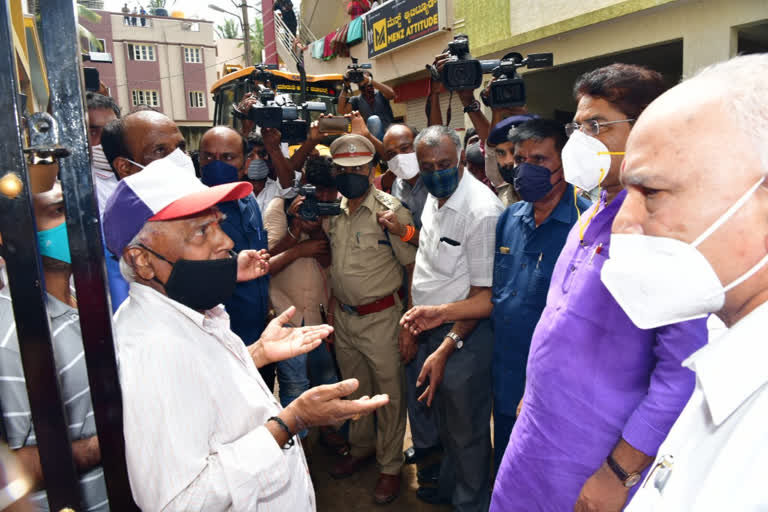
[421,166,459,199]
[513,163,562,203]
[37,223,71,264]
[201,160,239,186]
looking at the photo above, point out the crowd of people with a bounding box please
[0,50,766,512]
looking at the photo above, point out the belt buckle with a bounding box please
[340,303,358,315]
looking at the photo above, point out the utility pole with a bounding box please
[241,1,253,67]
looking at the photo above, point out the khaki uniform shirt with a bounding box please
[327,187,417,306]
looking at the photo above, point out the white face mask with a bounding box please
[387,152,419,180]
[601,177,768,329]
[562,130,612,192]
[91,144,112,174]
[247,158,270,180]
[126,148,195,177]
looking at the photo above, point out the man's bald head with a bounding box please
[102,110,186,180]
[614,54,768,325]
[199,126,248,179]
[382,124,418,162]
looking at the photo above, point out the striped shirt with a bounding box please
[0,287,109,511]
[115,282,315,511]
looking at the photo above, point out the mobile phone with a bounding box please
[318,116,351,134]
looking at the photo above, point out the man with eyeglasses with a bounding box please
[324,134,417,504]
[491,64,708,512]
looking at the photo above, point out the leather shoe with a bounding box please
[329,453,375,479]
[373,473,401,505]
[403,444,442,465]
[416,486,451,505]
[417,462,440,485]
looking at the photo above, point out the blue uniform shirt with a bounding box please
[491,184,591,414]
[218,194,270,345]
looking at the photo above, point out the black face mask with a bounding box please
[499,163,518,185]
[139,244,238,311]
[336,173,370,199]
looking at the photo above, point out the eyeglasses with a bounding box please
[565,119,635,138]
[332,164,369,176]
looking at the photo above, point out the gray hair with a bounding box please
[687,54,768,175]
[414,125,461,154]
[118,221,164,283]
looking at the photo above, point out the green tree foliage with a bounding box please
[216,18,241,39]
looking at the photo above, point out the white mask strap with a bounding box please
[693,176,765,247]
[124,158,145,169]
[723,252,768,293]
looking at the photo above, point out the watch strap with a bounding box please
[463,100,481,113]
[446,331,464,349]
[606,454,642,487]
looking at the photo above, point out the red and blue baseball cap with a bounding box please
[102,155,252,257]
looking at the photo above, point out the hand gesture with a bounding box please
[398,327,418,364]
[377,210,405,237]
[415,349,448,406]
[400,305,446,335]
[250,306,334,366]
[347,111,370,137]
[286,378,389,429]
[236,249,270,282]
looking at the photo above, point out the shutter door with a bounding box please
[404,93,466,131]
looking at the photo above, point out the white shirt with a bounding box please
[626,301,768,512]
[255,175,299,214]
[115,283,315,512]
[412,171,503,306]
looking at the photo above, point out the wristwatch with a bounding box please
[463,100,481,113]
[446,331,464,349]
[606,454,643,488]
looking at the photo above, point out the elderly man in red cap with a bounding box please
[102,153,388,511]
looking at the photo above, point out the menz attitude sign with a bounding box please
[366,0,441,58]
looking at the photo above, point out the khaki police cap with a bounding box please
[330,134,375,167]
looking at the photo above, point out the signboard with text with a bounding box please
[366,0,442,58]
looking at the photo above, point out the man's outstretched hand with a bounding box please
[237,249,270,282]
[400,304,446,335]
[286,378,389,430]
[249,306,333,367]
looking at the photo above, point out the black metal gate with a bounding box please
[0,0,138,509]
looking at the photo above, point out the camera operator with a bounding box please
[263,154,350,451]
[244,127,299,213]
[338,70,395,140]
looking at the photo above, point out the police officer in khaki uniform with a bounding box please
[326,134,418,505]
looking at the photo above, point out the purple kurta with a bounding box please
[491,190,707,511]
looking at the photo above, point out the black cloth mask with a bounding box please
[139,243,238,311]
[336,173,370,199]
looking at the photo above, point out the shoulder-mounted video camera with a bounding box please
[347,57,372,84]
[484,52,553,108]
[297,184,341,221]
[430,35,553,108]
[232,65,327,144]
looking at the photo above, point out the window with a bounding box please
[127,43,155,61]
[132,89,159,107]
[89,38,106,53]
[189,91,205,108]
[184,47,201,64]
